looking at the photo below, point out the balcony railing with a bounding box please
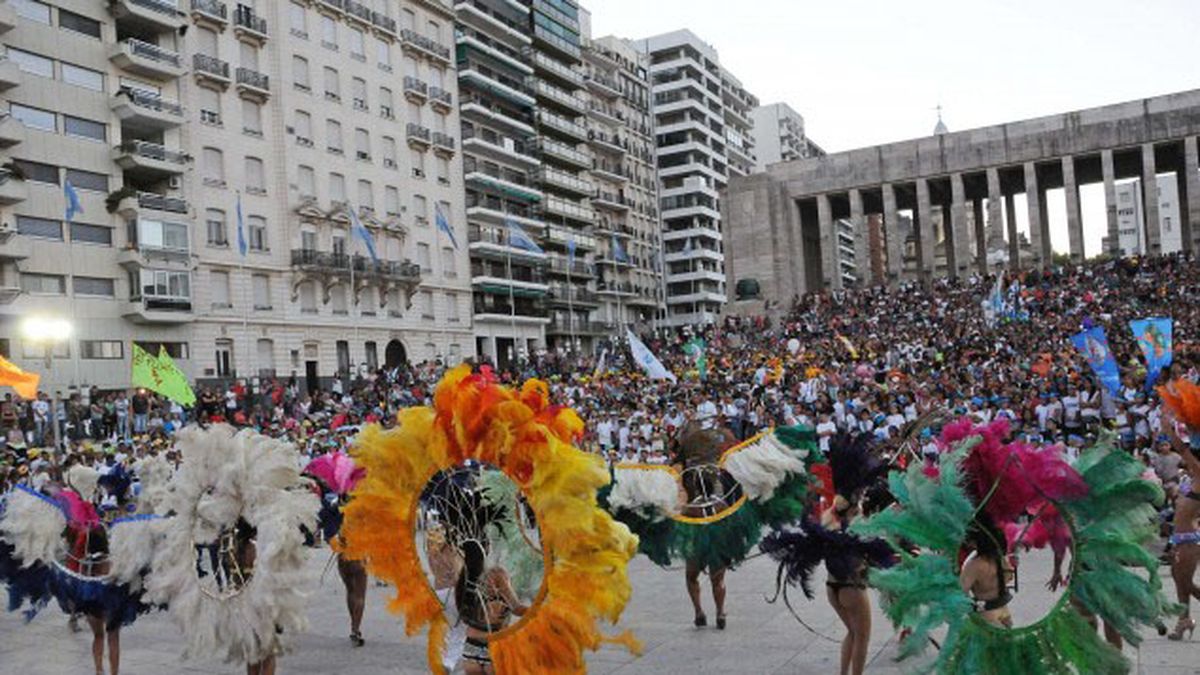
[126,0,180,18]
[547,285,597,304]
[432,132,455,151]
[236,67,269,90]
[291,249,420,281]
[400,29,450,61]
[406,123,431,143]
[403,76,428,97]
[429,86,453,107]
[124,39,182,69]
[135,191,188,213]
[371,11,396,33]
[345,0,371,23]
[545,257,593,277]
[193,53,229,79]
[233,4,266,35]
[190,0,226,20]
[547,319,611,335]
[117,140,188,165]
[119,87,183,116]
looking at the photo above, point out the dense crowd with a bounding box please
[2,253,1198,499]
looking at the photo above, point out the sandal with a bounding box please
[716,615,726,630]
[694,614,707,627]
[350,631,365,647]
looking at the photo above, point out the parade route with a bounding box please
[2,543,1194,674]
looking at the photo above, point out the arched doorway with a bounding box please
[384,339,408,368]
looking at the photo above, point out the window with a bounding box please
[196,26,218,56]
[360,286,376,314]
[61,63,104,91]
[80,340,123,360]
[63,115,106,142]
[349,28,365,60]
[59,9,101,38]
[300,229,316,251]
[70,223,112,246]
[323,66,340,100]
[72,276,114,297]
[242,99,263,136]
[135,218,189,252]
[417,243,431,272]
[238,40,258,71]
[326,118,343,154]
[215,339,234,377]
[357,179,373,209]
[427,20,441,43]
[352,77,367,110]
[211,270,231,308]
[331,230,346,255]
[248,215,268,251]
[13,159,57,184]
[203,147,225,185]
[385,186,400,215]
[206,208,227,246]
[379,86,394,118]
[448,343,461,365]
[445,293,459,321]
[11,103,55,132]
[413,194,428,224]
[65,169,106,192]
[134,341,189,359]
[382,136,397,168]
[17,215,62,240]
[436,156,450,185]
[297,165,316,198]
[289,1,307,37]
[365,341,378,369]
[441,247,457,278]
[198,86,221,125]
[330,283,347,314]
[401,8,415,30]
[21,273,65,294]
[22,339,68,359]
[419,290,434,319]
[13,0,50,24]
[355,127,370,160]
[135,270,191,300]
[429,67,444,90]
[376,38,391,71]
[252,273,271,309]
[298,280,317,313]
[244,156,266,194]
[294,109,312,145]
[404,56,419,79]
[292,55,310,90]
[329,173,346,202]
[411,148,425,178]
[336,340,350,374]
[256,339,275,376]
[7,48,52,77]
[321,14,337,48]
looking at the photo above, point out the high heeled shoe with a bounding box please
[693,614,707,627]
[1168,616,1195,641]
[716,614,726,630]
[350,631,365,647]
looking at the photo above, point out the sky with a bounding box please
[589,0,1200,256]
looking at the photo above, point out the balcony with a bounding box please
[0,170,27,205]
[0,228,31,260]
[319,0,345,13]
[531,23,579,60]
[406,123,431,149]
[467,224,547,262]
[432,132,456,156]
[0,113,25,148]
[531,51,584,89]
[464,160,542,202]
[545,256,593,278]
[455,1,530,48]
[537,109,588,143]
[590,161,629,185]
[117,190,189,217]
[591,190,632,212]
[0,58,18,91]
[538,139,590,170]
[585,73,622,99]
[121,297,194,324]
[399,29,451,63]
[189,0,227,30]
[112,87,184,131]
[534,79,587,116]
[465,194,544,230]
[588,130,627,156]
[546,285,599,307]
[110,0,185,32]
[345,0,372,26]
[113,140,188,179]
[543,225,596,251]
[547,319,611,337]
[193,53,231,88]
[462,127,539,167]
[233,4,268,44]
[403,76,428,103]
[429,86,453,112]
[597,281,637,296]
[110,39,184,79]
[371,11,397,34]
[290,249,422,284]
[538,167,591,198]
[459,95,535,135]
[235,67,270,100]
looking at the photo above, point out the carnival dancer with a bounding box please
[1159,378,1200,640]
[304,450,368,646]
[959,515,1013,628]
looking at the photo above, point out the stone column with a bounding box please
[986,167,1003,273]
[1142,143,1161,255]
[882,183,902,286]
[771,182,800,301]
[973,199,986,274]
[849,188,869,286]
[817,193,841,291]
[1024,162,1046,268]
[1005,194,1020,269]
[1062,155,1084,262]
[916,179,934,283]
[949,173,970,278]
[1184,136,1200,253]
[1101,149,1120,256]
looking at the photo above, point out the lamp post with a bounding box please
[20,316,72,452]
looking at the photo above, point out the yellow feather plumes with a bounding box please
[1159,378,1200,430]
[338,365,641,674]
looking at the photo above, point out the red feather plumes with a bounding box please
[1159,379,1200,430]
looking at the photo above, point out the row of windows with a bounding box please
[288,0,447,54]
[6,46,105,92]
[290,56,447,126]
[205,271,462,319]
[9,340,188,361]
[20,272,114,297]
[11,159,107,192]
[10,102,106,141]
[16,215,112,245]
[13,0,102,39]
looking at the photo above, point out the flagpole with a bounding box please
[237,191,253,393]
[566,252,576,353]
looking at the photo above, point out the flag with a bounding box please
[682,237,693,253]
[131,343,196,407]
[0,355,39,399]
[1130,317,1173,389]
[593,349,607,377]
[505,217,543,254]
[627,328,675,382]
[235,192,248,256]
[612,235,628,263]
[435,203,458,250]
[682,337,707,381]
[1070,327,1122,397]
[64,180,83,223]
[567,236,577,266]
[836,333,859,359]
[348,205,380,265]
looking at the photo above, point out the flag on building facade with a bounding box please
[612,235,629,263]
[1129,317,1173,389]
[627,329,676,382]
[235,192,248,256]
[567,235,577,266]
[435,203,458,250]
[64,180,83,223]
[505,217,543,254]
[348,205,380,265]
[132,343,196,406]
[0,355,39,399]
[1070,326,1122,397]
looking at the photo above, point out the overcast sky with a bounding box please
[590,0,1200,256]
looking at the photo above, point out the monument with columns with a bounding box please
[723,89,1200,306]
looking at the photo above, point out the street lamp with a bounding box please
[20,316,72,452]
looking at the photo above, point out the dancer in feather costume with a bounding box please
[303,451,368,647]
[1159,378,1200,641]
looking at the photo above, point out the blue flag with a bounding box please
[1070,326,1122,397]
[612,235,628,263]
[348,205,380,265]
[567,235,577,266]
[435,203,458,250]
[1129,317,1173,390]
[505,217,543,254]
[64,180,83,223]
[235,192,248,256]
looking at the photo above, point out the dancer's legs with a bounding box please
[709,566,727,625]
[338,555,367,639]
[685,560,705,623]
[85,615,105,675]
[107,627,120,675]
[826,586,853,675]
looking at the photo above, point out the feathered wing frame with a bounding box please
[337,365,640,675]
[143,424,318,664]
[855,431,1175,675]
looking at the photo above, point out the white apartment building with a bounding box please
[634,29,757,327]
[1110,178,1182,257]
[751,101,823,172]
[0,0,471,393]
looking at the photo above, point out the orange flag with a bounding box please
[0,355,39,399]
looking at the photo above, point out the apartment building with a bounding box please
[0,0,471,392]
[582,33,663,334]
[635,29,757,328]
[751,101,824,172]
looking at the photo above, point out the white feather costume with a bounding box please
[609,467,682,520]
[723,433,808,501]
[143,424,318,664]
[0,487,67,566]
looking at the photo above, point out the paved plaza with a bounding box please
[1,545,1195,674]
